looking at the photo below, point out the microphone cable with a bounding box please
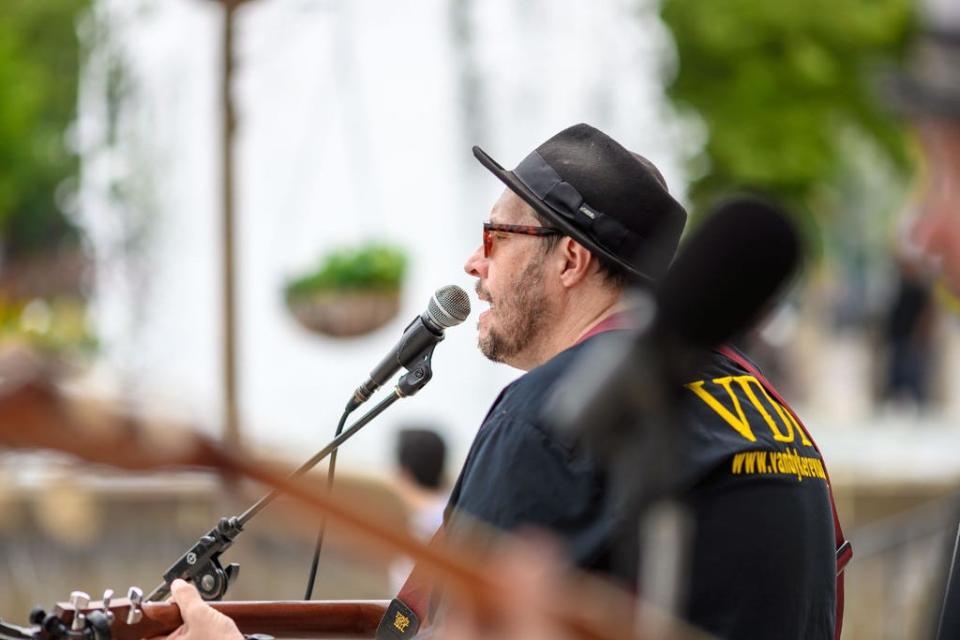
[303,407,350,600]
[301,285,469,598]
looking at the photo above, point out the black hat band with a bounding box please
[513,151,631,255]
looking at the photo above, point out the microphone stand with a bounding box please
[144,346,438,603]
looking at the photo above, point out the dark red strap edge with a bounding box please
[393,527,445,625]
[574,310,637,345]
[717,346,849,639]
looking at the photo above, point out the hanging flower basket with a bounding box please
[284,243,407,338]
[286,289,402,337]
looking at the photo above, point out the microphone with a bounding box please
[655,195,801,348]
[347,285,471,411]
[547,195,802,437]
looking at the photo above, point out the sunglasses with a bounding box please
[482,222,562,258]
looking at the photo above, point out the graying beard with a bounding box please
[479,256,547,363]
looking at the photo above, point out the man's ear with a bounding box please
[557,237,596,288]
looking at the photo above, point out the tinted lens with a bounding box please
[483,226,493,258]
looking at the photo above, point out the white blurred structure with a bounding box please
[75,0,690,469]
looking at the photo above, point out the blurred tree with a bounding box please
[0,0,96,356]
[0,0,90,260]
[660,0,916,221]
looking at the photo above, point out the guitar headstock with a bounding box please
[16,586,179,640]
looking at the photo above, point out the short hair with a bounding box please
[396,428,447,489]
[531,209,636,290]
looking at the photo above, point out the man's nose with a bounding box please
[464,244,486,278]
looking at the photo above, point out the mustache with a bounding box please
[475,282,492,302]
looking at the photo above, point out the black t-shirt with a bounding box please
[444,330,836,639]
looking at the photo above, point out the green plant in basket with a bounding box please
[284,243,408,337]
[286,243,407,297]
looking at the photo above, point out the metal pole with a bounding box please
[221,0,240,447]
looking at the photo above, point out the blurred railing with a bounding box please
[0,465,405,625]
[844,491,960,639]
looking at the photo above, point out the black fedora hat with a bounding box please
[473,123,687,283]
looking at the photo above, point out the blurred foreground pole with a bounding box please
[888,1,960,635]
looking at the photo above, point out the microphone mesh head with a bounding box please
[427,285,471,328]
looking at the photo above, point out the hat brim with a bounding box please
[472,145,653,283]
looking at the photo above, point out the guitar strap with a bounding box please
[375,529,442,639]
[717,345,852,640]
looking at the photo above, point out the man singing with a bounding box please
[160,124,844,640]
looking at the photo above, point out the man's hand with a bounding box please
[146,579,244,640]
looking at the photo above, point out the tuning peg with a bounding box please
[126,586,143,625]
[28,607,46,625]
[101,589,116,624]
[69,591,90,609]
[69,591,90,631]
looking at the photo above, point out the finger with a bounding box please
[169,579,206,619]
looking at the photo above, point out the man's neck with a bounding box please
[561,297,628,349]
[511,292,624,371]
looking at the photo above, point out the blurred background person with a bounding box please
[894,0,960,300]
[394,427,449,539]
[390,426,449,591]
[880,248,937,411]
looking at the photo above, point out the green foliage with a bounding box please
[0,297,97,355]
[285,243,408,298]
[660,0,916,217]
[0,0,91,258]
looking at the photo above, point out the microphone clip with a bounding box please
[347,321,442,411]
[395,343,436,398]
[146,516,243,602]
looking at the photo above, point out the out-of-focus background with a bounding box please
[1,0,959,637]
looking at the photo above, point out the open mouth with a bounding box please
[475,286,493,319]
[478,300,493,321]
